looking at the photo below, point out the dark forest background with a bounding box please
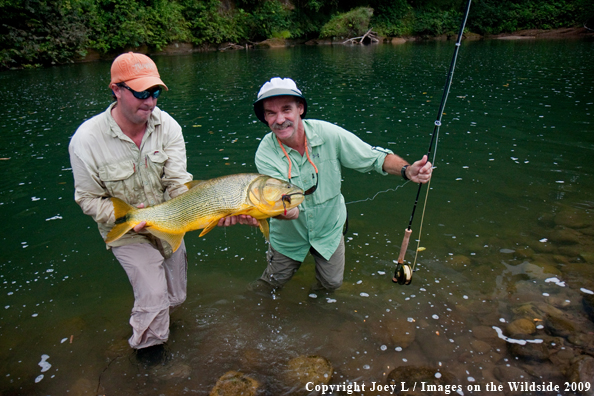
[1,0,591,69]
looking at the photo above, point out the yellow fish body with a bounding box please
[104,173,304,252]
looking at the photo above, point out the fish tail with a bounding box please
[105,197,138,244]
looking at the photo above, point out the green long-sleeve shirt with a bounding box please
[255,119,393,261]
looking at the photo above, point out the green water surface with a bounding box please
[1,39,593,395]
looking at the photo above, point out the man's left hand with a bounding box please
[407,155,433,184]
[218,215,260,227]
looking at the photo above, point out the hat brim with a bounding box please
[253,91,307,125]
[126,76,169,92]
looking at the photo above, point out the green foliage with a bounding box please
[468,0,586,35]
[0,0,590,69]
[371,0,413,36]
[319,7,374,39]
[0,0,92,68]
[181,0,248,44]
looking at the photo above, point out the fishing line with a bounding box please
[346,181,410,205]
[393,0,472,285]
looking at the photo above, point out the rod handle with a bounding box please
[397,228,413,264]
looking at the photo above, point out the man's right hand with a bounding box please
[134,203,146,232]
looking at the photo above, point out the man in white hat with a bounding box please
[252,77,432,294]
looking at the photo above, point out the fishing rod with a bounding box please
[393,0,472,285]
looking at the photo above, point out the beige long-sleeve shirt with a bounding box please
[69,103,192,247]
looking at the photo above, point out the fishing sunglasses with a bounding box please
[301,172,318,196]
[116,83,162,100]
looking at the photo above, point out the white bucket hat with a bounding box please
[253,77,308,125]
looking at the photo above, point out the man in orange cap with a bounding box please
[69,52,203,364]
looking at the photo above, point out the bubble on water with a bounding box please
[432,314,439,320]
[463,295,468,299]
[380,345,387,351]
[377,271,385,275]
[363,364,370,369]
[45,215,62,221]
[326,298,337,303]
[360,293,369,297]
[539,238,548,242]
[395,347,402,352]
[60,338,68,343]
[356,280,363,284]
[35,375,44,383]
[309,294,318,299]
[580,288,594,295]
[407,318,414,323]
[31,197,40,201]
[32,313,38,317]
[435,372,442,378]
[467,376,475,382]
[38,354,51,372]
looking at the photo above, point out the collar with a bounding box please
[105,102,161,142]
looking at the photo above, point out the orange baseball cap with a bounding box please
[109,52,168,92]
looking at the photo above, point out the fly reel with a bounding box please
[392,262,413,285]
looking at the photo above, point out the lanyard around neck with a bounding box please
[276,134,318,180]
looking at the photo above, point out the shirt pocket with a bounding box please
[312,157,341,205]
[98,160,138,202]
[146,150,169,178]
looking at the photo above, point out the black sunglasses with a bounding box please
[290,171,318,196]
[117,83,162,100]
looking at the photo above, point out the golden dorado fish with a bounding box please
[104,173,304,252]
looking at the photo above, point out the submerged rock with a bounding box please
[507,340,550,362]
[492,365,533,383]
[387,366,457,395]
[506,318,536,336]
[285,355,332,389]
[583,293,594,323]
[566,356,594,396]
[446,254,471,271]
[549,227,583,245]
[210,371,260,396]
[545,314,575,338]
[555,209,592,229]
[369,318,416,349]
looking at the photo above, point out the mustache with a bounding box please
[272,120,293,130]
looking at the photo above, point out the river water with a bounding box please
[1,39,593,395]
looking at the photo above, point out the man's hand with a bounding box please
[274,207,299,220]
[217,215,260,227]
[406,155,433,184]
[133,203,146,232]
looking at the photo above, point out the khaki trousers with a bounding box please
[112,240,187,349]
[260,235,345,291]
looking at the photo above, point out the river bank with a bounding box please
[75,26,593,64]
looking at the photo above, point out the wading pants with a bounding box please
[112,240,187,349]
[260,235,345,291]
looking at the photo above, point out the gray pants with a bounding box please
[112,240,187,349]
[260,235,345,291]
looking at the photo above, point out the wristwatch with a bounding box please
[401,165,409,181]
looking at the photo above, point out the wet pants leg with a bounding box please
[112,240,187,349]
[260,235,345,291]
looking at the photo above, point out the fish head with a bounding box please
[249,176,304,215]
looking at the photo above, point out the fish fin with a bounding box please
[105,198,137,244]
[184,180,204,190]
[199,220,219,237]
[258,219,270,240]
[146,228,186,253]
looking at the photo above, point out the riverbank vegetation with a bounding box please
[1,0,591,69]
